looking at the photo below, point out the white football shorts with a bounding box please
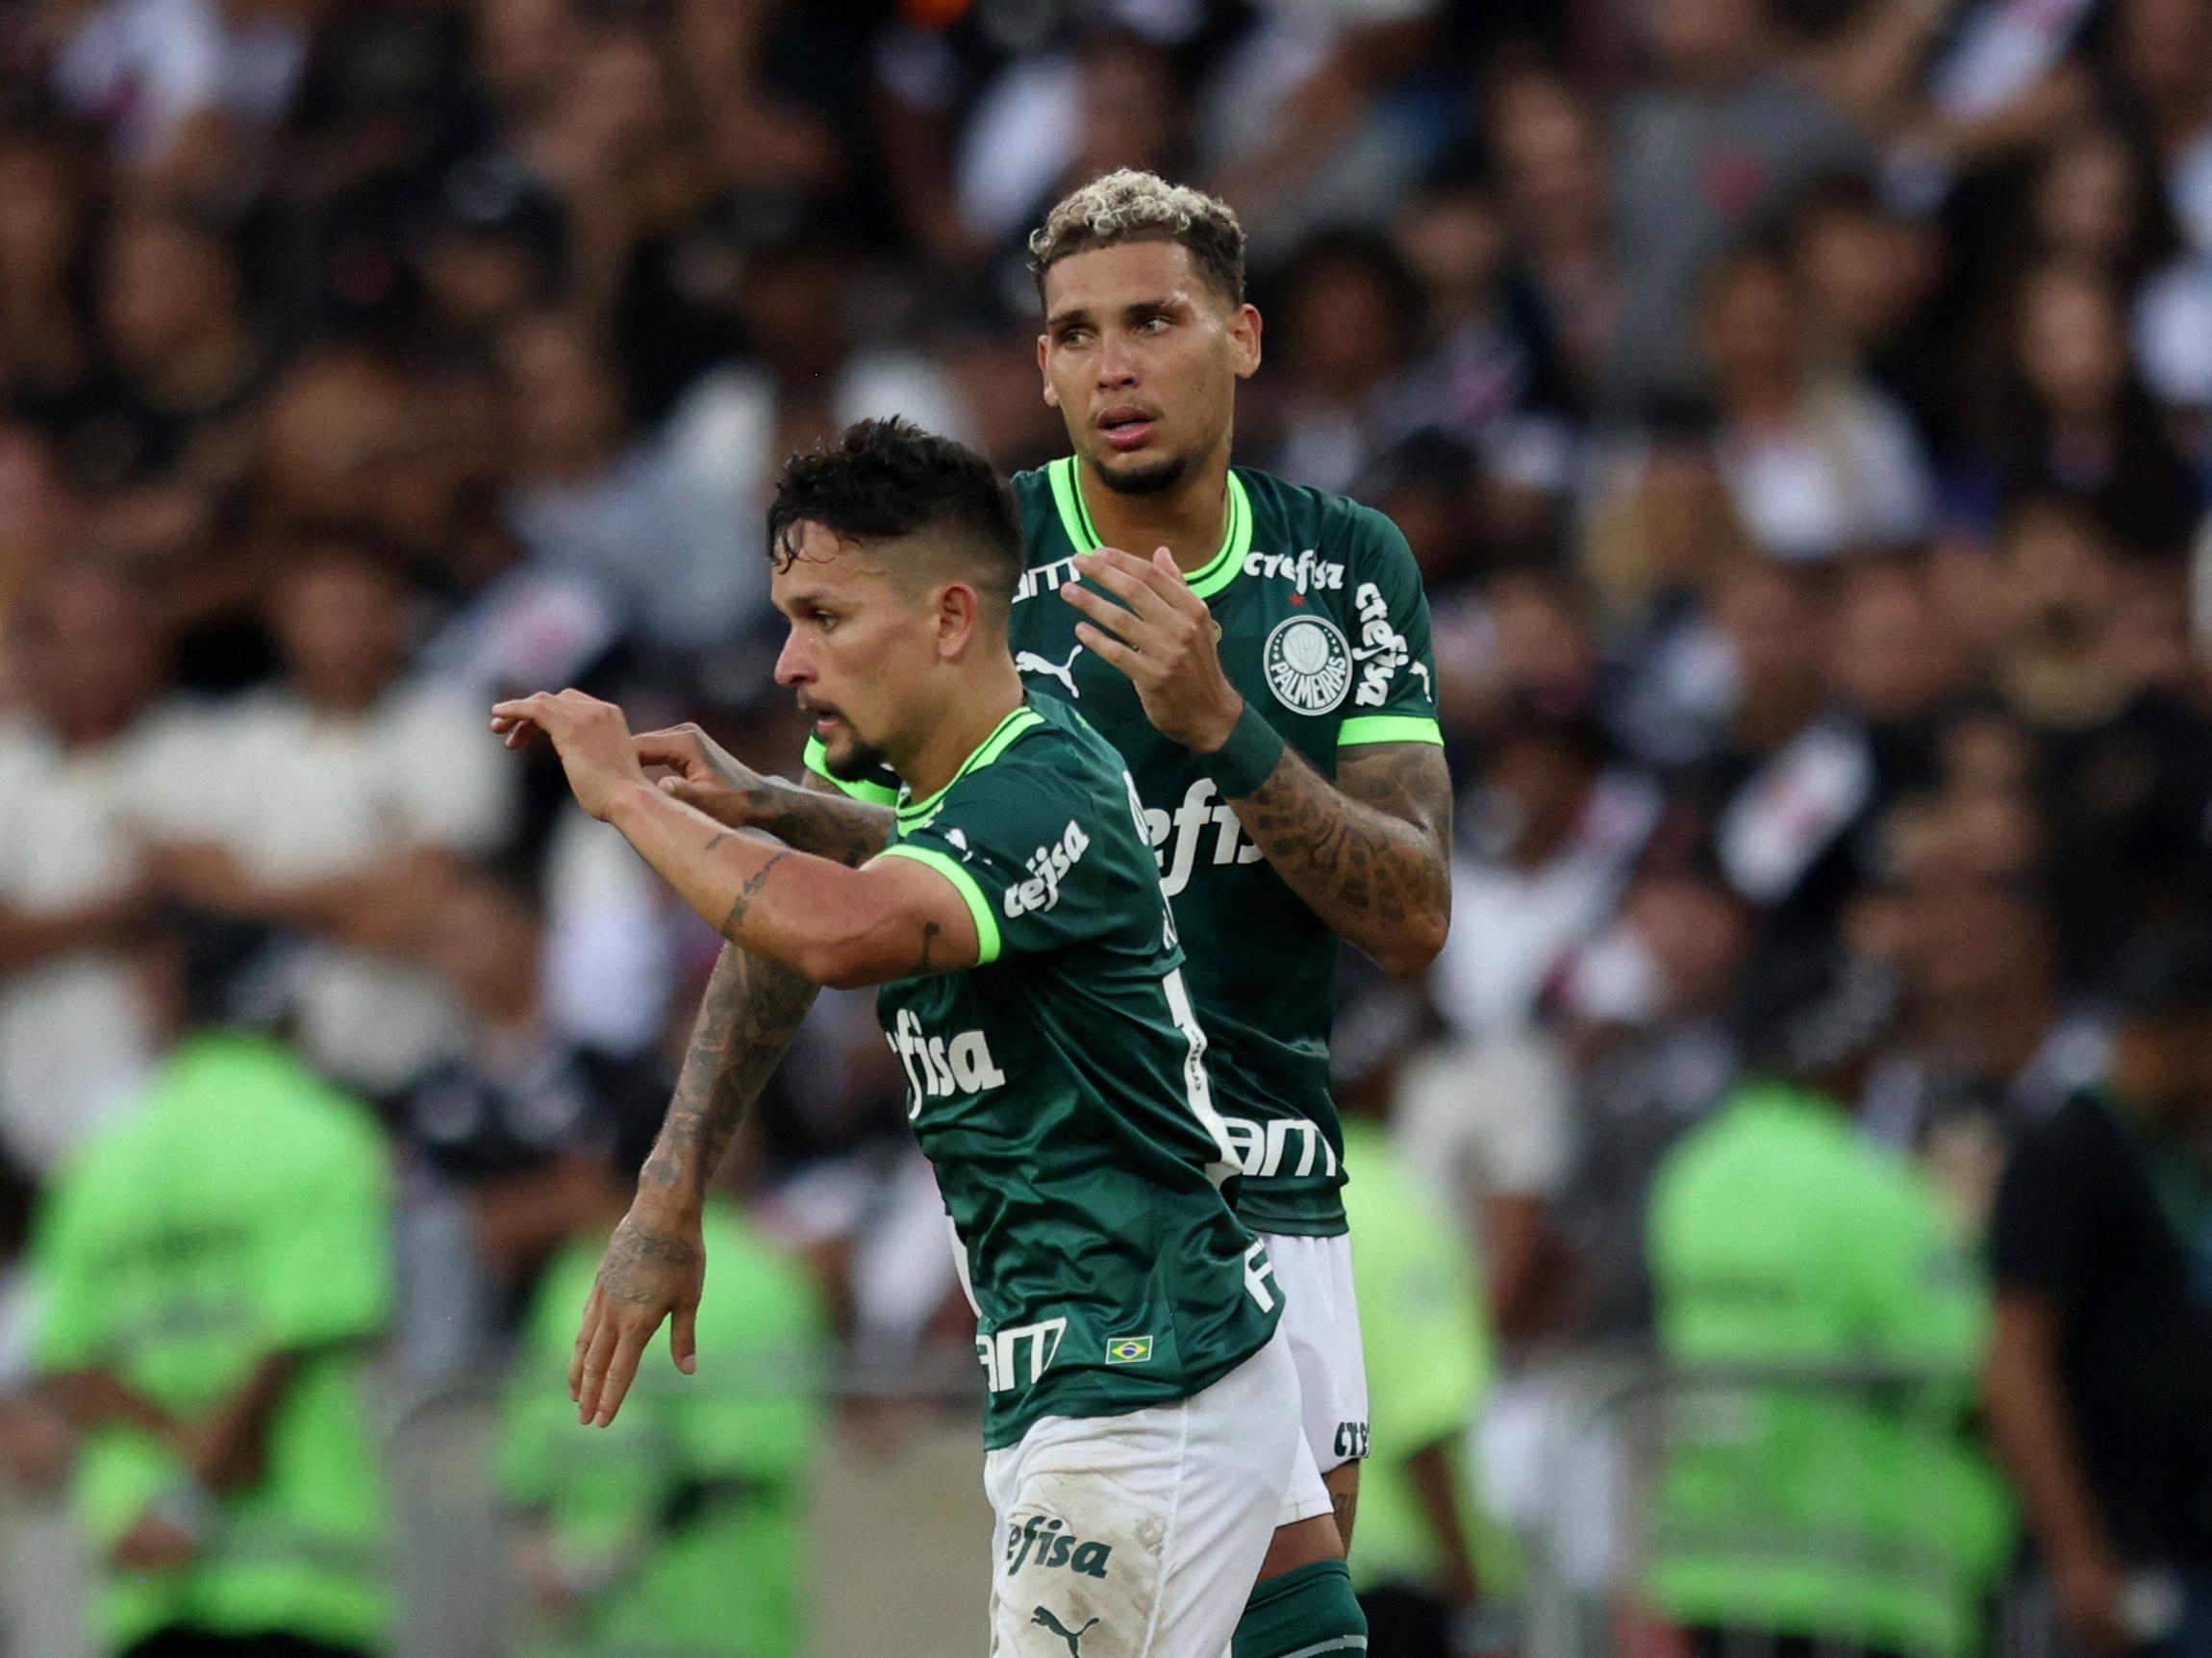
[984,1324,1303,1657]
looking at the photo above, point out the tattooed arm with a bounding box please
[1226,741,1452,979]
[489,691,977,1425]
[634,722,893,867]
[1055,546,1451,976]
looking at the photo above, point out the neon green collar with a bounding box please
[1046,457,1252,600]
[896,700,1045,828]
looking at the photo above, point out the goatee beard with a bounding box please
[1091,450,1190,497]
[825,738,891,783]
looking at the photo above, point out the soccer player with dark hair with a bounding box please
[641,171,1452,1657]
[493,417,1310,1654]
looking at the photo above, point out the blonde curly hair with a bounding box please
[1028,169,1246,306]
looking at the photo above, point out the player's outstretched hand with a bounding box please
[491,690,647,822]
[1062,546,1244,752]
[634,723,767,829]
[569,1203,706,1428]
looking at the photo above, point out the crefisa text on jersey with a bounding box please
[1244,548,1344,592]
[1005,819,1092,918]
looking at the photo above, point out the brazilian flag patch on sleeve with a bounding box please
[1104,1336,1153,1365]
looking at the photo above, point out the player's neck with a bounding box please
[1077,449,1234,576]
[895,661,1027,803]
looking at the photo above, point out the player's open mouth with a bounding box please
[1098,409,1158,451]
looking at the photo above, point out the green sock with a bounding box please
[1230,1559,1369,1658]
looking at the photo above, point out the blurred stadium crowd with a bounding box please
[0,0,2210,1653]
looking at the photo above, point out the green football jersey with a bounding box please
[1018,460,1442,1234]
[806,463,1444,1235]
[867,693,1280,1449]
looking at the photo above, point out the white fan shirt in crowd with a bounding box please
[1716,380,1934,563]
[1392,1030,1575,1232]
[55,0,309,165]
[0,706,207,1173]
[173,680,515,1094]
[1433,768,1665,1039]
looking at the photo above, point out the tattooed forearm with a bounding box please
[1226,740,1452,977]
[637,942,818,1213]
[748,778,894,867]
[716,849,792,941]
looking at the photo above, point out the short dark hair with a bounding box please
[767,418,1021,610]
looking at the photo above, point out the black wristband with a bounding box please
[1209,702,1286,797]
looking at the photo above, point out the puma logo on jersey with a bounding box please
[888,1009,1005,1112]
[1244,548,1345,592]
[978,1319,1068,1395]
[1007,1515,1114,1580]
[1017,643,1084,699]
[1033,1606,1102,1652]
[1005,819,1091,918]
[1143,778,1262,897]
[1351,582,1411,709]
[1220,1116,1341,1180]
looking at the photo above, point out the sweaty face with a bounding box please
[770,522,944,779]
[1038,239,1258,497]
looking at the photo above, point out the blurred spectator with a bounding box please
[2110,0,2212,256]
[1984,931,2212,1658]
[45,206,271,501]
[1973,258,2203,558]
[1253,226,1429,494]
[0,564,200,1175]
[1983,494,2212,990]
[1873,879,2103,1231]
[0,125,97,425]
[1334,979,1509,1658]
[1433,699,1662,1038]
[0,425,83,689]
[146,531,514,1094]
[54,0,315,196]
[1198,0,1446,263]
[1647,948,2011,1658]
[29,913,393,1658]
[1779,174,1951,455]
[1549,864,1754,1340]
[388,860,666,1378]
[501,1143,827,1658]
[1486,66,1621,404]
[1681,561,1880,937]
[1700,243,1934,563]
[1393,169,1580,544]
[1608,0,1873,406]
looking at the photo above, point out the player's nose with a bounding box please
[772,629,811,689]
[1094,331,1138,388]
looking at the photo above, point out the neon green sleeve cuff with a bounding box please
[1337,714,1445,748]
[875,844,1002,966]
[803,735,900,805]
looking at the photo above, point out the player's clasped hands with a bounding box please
[1063,546,1244,752]
[490,689,649,822]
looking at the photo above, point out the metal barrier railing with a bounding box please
[7,1350,2053,1658]
[1505,1354,2025,1658]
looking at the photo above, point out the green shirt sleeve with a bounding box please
[876,751,1149,967]
[257,1106,393,1352]
[1337,504,1444,750]
[28,1158,108,1374]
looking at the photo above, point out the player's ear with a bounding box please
[1038,334,1060,408]
[1230,304,1263,381]
[936,580,984,660]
